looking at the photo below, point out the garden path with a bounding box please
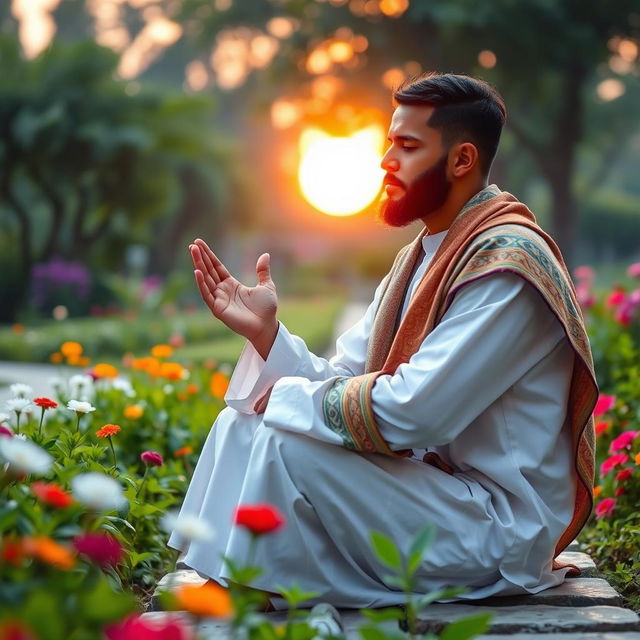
[0,361,70,405]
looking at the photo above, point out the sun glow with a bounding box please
[298,126,385,216]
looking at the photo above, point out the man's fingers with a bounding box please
[194,238,231,281]
[190,244,220,286]
[194,270,216,310]
[253,387,273,413]
[255,253,273,287]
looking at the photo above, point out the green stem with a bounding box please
[135,466,149,498]
[38,408,45,436]
[108,436,117,468]
[15,411,21,435]
[75,413,81,433]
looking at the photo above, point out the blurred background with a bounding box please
[0,0,639,366]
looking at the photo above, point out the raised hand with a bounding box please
[189,238,279,359]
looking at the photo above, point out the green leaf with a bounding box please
[129,551,156,567]
[407,524,436,574]
[439,613,493,640]
[79,575,137,624]
[359,608,404,623]
[370,531,402,570]
[20,591,64,640]
[276,583,321,607]
[415,586,466,611]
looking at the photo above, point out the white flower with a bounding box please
[69,374,94,401]
[0,437,52,475]
[71,472,126,511]
[110,378,135,397]
[160,510,215,542]
[48,377,67,395]
[10,383,33,399]
[163,384,174,395]
[66,400,96,414]
[5,398,32,414]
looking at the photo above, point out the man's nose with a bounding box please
[380,152,399,172]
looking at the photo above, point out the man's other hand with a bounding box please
[189,238,279,360]
[254,386,273,414]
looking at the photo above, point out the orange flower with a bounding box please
[79,356,91,367]
[60,341,83,358]
[93,363,118,379]
[151,344,173,359]
[210,372,230,398]
[593,485,602,498]
[635,452,640,465]
[174,583,233,618]
[132,357,161,376]
[124,405,144,420]
[174,446,193,457]
[11,323,24,335]
[22,536,76,570]
[96,424,121,438]
[186,383,199,395]
[67,354,82,366]
[159,362,186,381]
[31,482,74,508]
[50,352,63,363]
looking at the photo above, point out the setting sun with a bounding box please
[298,125,385,216]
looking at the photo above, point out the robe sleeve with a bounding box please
[224,277,387,414]
[261,273,568,448]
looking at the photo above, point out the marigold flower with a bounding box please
[636,452,640,465]
[93,363,119,379]
[60,341,83,358]
[141,451,164,467]
[31,482,74,508]
[73,532,124,569]
[186,383,199,395]
[234,503,286,535]
[124,405,144,420]
[174,583,233,618]
[151,344,173,359]
[616,468,633,483]
[22,536,76,570]
[33,397,58,410]
[601,453,629,476]
[159,362,186,381]
[96,424,121,438]
[595,497,617,519]
[174,446,193,458]
[593,485,602,498]
[79,356,91,367]
[50,352,63,363]
[610,431,639,453]
[210,372,230,398]
[593,394,616,418]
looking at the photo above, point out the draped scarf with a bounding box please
[322,189,598,563]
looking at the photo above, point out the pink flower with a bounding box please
[0,425,13,437]
[594,394,616,417]
[73,532,124,568]
[601,453,629,476]
[615,306,633,326]
[609,431,639,453]
[616,468,633,483]
[575,283,595,309]
[105,614,194,640]
[140,451,164,467]
[627,263,640,278]
[573,265,595,283]
[595,497,617,519]
[606,290,626,308]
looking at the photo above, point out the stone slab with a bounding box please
[149,570,208,611]
[413,604,640,635]
[557,550,599,578]
[567,540,581,551]
[466,578,620,608]
[479,635,640,640]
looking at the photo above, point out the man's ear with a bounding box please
[450,142,479,178]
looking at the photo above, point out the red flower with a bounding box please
[33,397,58,410]
[609,431,639,453]
[595,497,617,519]
[595,421,610,436]
[593,394,616,418]
[104,614,194,640]
[96,424,122,438]
[616,468,633,483]
[140,451,164,467]
[234,503,286,535]
[601,453,629,476]
[0,620,38,640]
[605,290,626,308]
[31,482,74,508]
[0,425,13,437]
[73,532,124,569]
[615,487,626,497]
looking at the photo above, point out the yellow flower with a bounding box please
[60,341,83,358]
[124,405,144,420]
[50,352,63,363]
[151,344,173,359]
[93,363,118,379]
[174,582,233,618]
[210,372,230,398]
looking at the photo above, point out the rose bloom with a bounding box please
[124,404,144,420]
[595,497,617,519]
[31,482,74,508]
[73,532,124,568]
[593,394,616,418]
[105,614,194,640]
[234,503,286,535]
[174,583,233,619]
[140,451,164,467]
[609,430,639,453]
[96,424,121,438]
[33,397,58,410]
[601,453,629,476]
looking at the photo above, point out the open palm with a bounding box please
[190,238,278,343]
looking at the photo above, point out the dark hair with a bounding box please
[393,73,507,176]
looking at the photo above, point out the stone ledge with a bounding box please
[414,604,640,635]
[479,634,640,640]
[557,550,598,578]
[149,569,208,611]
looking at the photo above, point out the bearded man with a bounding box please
[169,73,597,609]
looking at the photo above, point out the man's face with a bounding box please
[378,104,451,227]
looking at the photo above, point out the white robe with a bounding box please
[169,229,577,608]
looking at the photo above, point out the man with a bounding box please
[169,73,597,609]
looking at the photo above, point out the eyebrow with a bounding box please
[386,134,422,143]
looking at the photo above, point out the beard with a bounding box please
[378,154,451,228]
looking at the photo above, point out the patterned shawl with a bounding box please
[322,188,598,562]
